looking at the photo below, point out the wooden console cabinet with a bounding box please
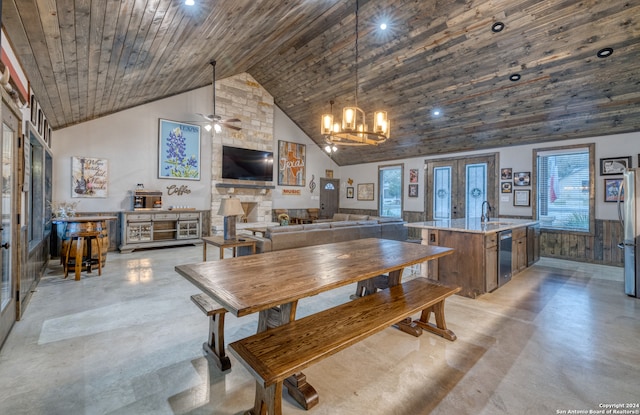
[119,210,205,253]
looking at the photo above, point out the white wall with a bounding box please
[53,79,338,213]
[341,131,640,220]
[272,106,338,209]
[53,87,214,211]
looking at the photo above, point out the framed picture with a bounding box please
[604,178,624,202]
[158,119,201,180]
[501,181,512,193]
[30,94,37,125]
[501,168,512,180]
[325,169,333,178]
[347,187,354,198]
[357,183,374,200]
[513,189,530,206]
[514,171,530,186]
[408,183,418,197]
[600,156,631,175]
[278,140,306,186]
[409,168,419,183]
[71,156,108,198]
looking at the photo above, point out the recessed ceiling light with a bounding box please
[432,109,442,117]
[491,22,505,32]
[509,73,521,82]
[185,0,194,5]
[596,47,613,58]
[380,23,387,30]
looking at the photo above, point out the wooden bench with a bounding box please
[190,293,230,371]
[228,277,461,415]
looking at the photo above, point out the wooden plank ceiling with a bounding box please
[3,0,640,166]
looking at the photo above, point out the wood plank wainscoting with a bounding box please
[540,219,623,266]
[344,210,623,267]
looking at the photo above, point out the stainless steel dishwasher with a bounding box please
[498,230,513,287]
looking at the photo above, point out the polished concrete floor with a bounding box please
[0,245,638,415]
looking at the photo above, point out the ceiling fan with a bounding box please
[198,60,241,132]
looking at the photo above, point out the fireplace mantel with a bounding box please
[215,183,275,190]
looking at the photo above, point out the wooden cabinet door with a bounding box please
[485,234,498,292]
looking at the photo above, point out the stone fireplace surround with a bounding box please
[211,183,275,232]
[207,71,276,233]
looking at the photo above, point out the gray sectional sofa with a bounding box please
[245,213,408,253]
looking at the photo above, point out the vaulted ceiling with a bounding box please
[3,0,640,165]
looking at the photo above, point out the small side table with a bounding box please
[244,227,267,237]
[202,235,257,261]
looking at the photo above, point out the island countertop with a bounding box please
[405,218,538,234]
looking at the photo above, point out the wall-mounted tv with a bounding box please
[222,146,274,182]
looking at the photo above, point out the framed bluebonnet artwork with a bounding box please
[158,119,201,180]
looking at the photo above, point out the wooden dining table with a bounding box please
[174,238,454,409]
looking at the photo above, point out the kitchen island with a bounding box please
[406,218,539,298]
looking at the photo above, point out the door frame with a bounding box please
[0,92,21,347]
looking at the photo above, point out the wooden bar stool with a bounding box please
[64,230,103,280]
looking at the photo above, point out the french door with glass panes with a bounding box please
[425,155,497,220]
[0,100,18,348]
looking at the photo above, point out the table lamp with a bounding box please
[218,197,244,240]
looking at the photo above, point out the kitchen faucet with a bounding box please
[481,200,492,222]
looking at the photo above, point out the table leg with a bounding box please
[203,312,231,371]
[413,301,457,341]
[256,302,319,410]
[74,237,82,281]
[386,268,422,336]
[203,243,207,261]
[86,238,93,274]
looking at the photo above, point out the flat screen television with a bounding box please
[222,146,274,182]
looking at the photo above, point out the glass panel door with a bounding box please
[433,166,452,219]
[466,163,488,219]
[0,118,16,346]
[426,155,497,221]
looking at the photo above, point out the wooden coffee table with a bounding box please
[202,235,257,261]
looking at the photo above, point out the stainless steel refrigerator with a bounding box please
[618,168,640,298]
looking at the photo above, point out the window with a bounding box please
[379,164,403,217]
[27,123,52,249]
[534,144,594,232]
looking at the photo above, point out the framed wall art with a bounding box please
[278,140,306,186]
[71,156,108,198]
[409,168,419,183]
[501,181,512,193]
[357,183,374,200]
[408,184,418,197]
[600,156,631,176]
[347,187,354,198]
[513,189,530,206]
[604,178,623,202]
[158,119,201,180]
[501,168,512,180]
[514,171,530,186]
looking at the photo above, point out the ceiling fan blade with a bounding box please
[221,118,241,123]
[222,123,242,131]
[197,112,214,121]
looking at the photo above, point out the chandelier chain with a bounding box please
[354,0,359,109]
[320,0,389,148]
